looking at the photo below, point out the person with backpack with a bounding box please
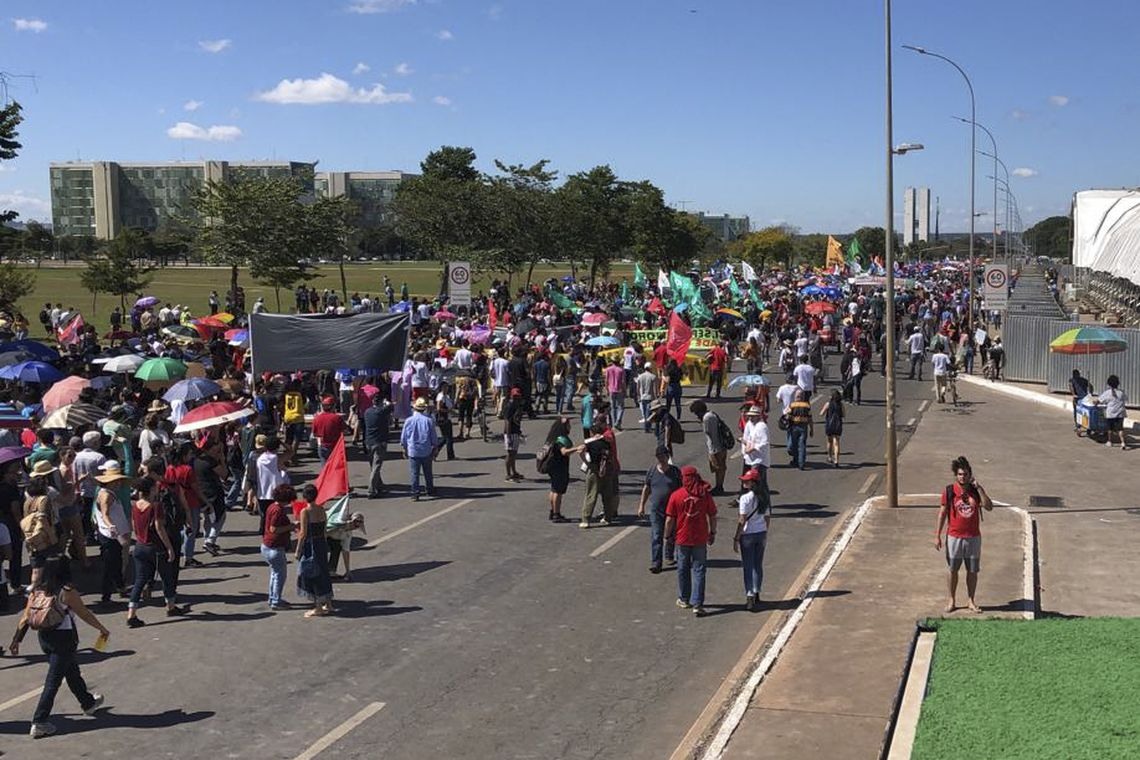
[125,476,186,628]
[21,471,59,591]
[786,389,814,470]
[664,466,718,617]
[539,417,580,523]
[9,560,109,739]
[733,468,771,611]
[690,399,732,495]
[648,398,685,461]
[934,456,994,613]
[820,390,845,468]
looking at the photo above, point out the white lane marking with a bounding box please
[589,525,639,558]
[906,417,917,427]
[293,701,386,760]
[918,400,930,412]
[858,473,878,494]
[0,686,41,714]
[698,496,877,760]
[364,499,474,549]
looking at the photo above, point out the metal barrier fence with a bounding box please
[1002,314,1140,401]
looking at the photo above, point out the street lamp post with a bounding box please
[956,117,998,267]
[980,150,1011,268]
[905,44,976,338]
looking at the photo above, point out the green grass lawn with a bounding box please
[13,261,635,330]
[912,618,1140,760]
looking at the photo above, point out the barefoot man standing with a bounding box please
[935,456,993,613]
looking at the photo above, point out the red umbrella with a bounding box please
[223,328,246,341]
[804,301,837,316]
[580,312,607,326]
[196,316,230,329]
[173,401,254,433]
[42,376,91,413]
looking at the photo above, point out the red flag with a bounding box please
[57,314,85,346]
[488,300,498,331]
[314,435,348,505]
[665,311,692,364]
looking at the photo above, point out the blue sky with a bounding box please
[1,0,1138,235]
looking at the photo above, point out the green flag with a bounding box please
[548,287,573,310]
[847,237,864,266]
[633,263,647,289]
[728,277,743,304]
[621,280,629,302]
[749,284,764,311]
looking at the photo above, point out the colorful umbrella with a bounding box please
[728,374,772,389]
[163,377,221,403]
[42,376,92,413]
[211,312,236,324]
[585,335,620,347]
[1048,327,1128,355]
[0,361,66,384]
[162,325,200,341]
[0,446,30,465]
[804,301,837,316]
[135,296,160,309]
[135,357,188,383]
[432,310,457,321]
[223,328,248,342]
[101,354,146,374]
[173,401,254,433]
[716,308,744,319]
[580,312,608,326]
[0,340,59,362]
[40,403,106,430]
[195,316,230,332]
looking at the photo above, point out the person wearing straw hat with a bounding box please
[741,405,770,484]
[93,461,132,607]
[400,396,438,501]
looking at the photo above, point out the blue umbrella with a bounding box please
[821,286,843,300]
[0,361,65,384]
[728,374,771,389]
[673,302,689,313]
[0,340,58,362]
[561,275,575,282]
[800,285,824,296]
[585,335,620,348]
[163,377,222,403]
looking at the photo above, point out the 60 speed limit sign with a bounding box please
[983,263,1008,309]
[449,261,471,306]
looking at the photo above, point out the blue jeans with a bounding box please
[225,464,244,507]
[32,627,95,723]
[182,506,201,559]
[676,544,708,607]
[909,353,923,379]
[649,505,676,568]
[555,381,566,414]
[666,383,682,420]
[740,531,768,596]
[260,544,287,606]
[562,378,576,412]
[318,445,332,465]
[609,392,625,428]
[409,455,434,496]
[788,425,808,469]
[204,503,226,546]
[640,400,652,432]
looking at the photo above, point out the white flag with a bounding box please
[741,261,757,281]
[657,269,670,292]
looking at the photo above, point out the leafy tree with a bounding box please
[80,228,155,313]
[356,225,410,260]
[485,159,558,288]
[792,233,829,269]
[0,101,22,225]
[23,221,54,266]
[0,262,35,312]
[1023,215,1069,261]
[553,165,630,283]
[300,195,354,304]
[728,227,794,272]
[394,146,491,269]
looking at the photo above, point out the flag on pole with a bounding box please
[847,237,864,267]
[324,494,352,530]
[315,435,348,505]
[621,280,629,302]
[728,276,743,303]
[749,283,765,311]
[57,314,85,346]
[633,263,647,289]
[666,311,693,363]
[741,260,758,282]
[657,269,670,294]
[826,236,845,269]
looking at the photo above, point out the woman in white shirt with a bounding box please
[93,462,132,606]
[733,469,771,612]
[740,405,770,484]
[1099,374,1129,450]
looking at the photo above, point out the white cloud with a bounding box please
[394,62,413,76]
[352,62,371,75]
[432,95,452,106]
[166,121,243,141]
[1048,95,1069,107]
[198,39,231,53]
[436,29,454,40]
[347,0,416,13]
[1010,108,1030,121]
[1011,167,1038,178]
[0,191,50,219]
[255,73,412,105]
[12,18,47,33]
[183,99,204,112]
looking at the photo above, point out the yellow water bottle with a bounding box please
[94,633,108,652]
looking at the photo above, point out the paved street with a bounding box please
[0,355,936,759]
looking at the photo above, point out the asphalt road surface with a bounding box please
[0,351,938,759]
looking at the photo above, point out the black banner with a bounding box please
[249,312,409,373]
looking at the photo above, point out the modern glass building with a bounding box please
[314,171,416,227]
[695,212,751,242]
[49,160,317,238]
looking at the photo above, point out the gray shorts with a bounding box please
[945,536,981,573]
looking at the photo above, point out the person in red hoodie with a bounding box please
[665,466,718,617]
[705,342,729,399]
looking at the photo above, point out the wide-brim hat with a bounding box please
[147,400,169,413]
[745,405,765,417]
[413,397,429,411]
[95,460,129,483]
[29,460,57,478]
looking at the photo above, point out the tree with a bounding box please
[300,195,354,304]
[0,262,35,312]
[80,228,154,313]
[485,159,558,288]
[0,101,22,225]
[791,233,828,269]
[553,165,630,283]
[23,221,54,266]
[1023,215,1069,261]
[356,225,410,260]
[728,227,794,272]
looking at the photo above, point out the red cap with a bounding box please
[510,387,523,398]
[740,469,763,483]
[321,396,336,406]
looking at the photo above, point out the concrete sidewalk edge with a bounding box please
[958,373,1139,430]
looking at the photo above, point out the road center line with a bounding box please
[364,499,473,549]
[858,473,878,494]
[0,686,42,714]
[906,417,917,427]
[293,701,386,760]
[918,399,930,412]
[590,525,639,557]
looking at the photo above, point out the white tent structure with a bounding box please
[1072,189,1140,284]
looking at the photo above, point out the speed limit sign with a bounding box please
[449,261,471,306]
[983,264,1008,309]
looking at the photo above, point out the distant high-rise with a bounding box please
[694,212,750,242]
[902,186,931,246]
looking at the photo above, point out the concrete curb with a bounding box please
[957,373,1139,431]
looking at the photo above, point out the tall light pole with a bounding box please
[905,44,976,338]
[956,116,998,265]
[980,150,1011,268]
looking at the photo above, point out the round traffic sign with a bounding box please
[450,265,470,285]
[985,268,1006,289]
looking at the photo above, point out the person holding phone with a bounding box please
[934,456,993,613]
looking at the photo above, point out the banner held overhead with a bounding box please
[249,312,410,373]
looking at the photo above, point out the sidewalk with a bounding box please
[716,377,1140,760]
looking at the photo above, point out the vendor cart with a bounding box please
[1075,399,1108,442]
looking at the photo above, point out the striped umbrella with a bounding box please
[1048,327,1128,355]
[40,402,107,430]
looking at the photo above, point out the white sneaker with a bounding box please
[83,693,105,716]
[578,521,590,529]
[30,722,57,739]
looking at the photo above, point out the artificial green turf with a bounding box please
[911,618,1140,760]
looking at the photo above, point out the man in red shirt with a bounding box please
[705,342,729,399]
[665,466,718,617]
[311,396,345,464]
[934,456,993,613]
